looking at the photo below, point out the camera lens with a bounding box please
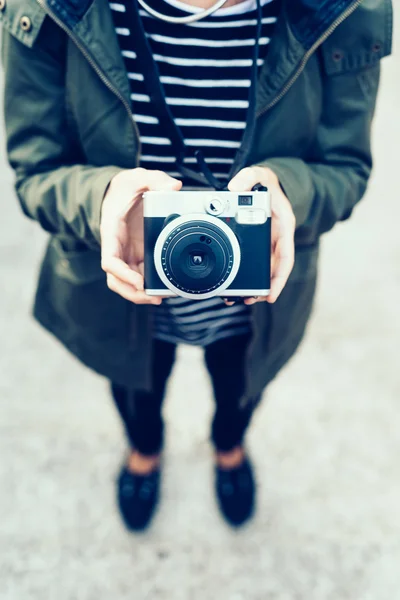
[190,252,205,266]
[156,217,241,296]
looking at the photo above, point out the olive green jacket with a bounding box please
[0,0,392,394]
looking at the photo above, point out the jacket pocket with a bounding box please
[264,244,319,359]
[36,237,130,344]
[51,237,104,284]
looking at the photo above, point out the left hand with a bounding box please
[228,165,296,305]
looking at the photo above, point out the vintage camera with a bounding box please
[144,185,271,300]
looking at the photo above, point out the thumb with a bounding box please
[149,172,183,192]
[228,167,261,192]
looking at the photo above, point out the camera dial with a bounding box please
[205,196,226,216]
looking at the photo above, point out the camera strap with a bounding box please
[127,0,262,190]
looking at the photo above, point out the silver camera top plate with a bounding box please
[143,190,271,222]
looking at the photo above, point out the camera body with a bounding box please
[144,187,271,300]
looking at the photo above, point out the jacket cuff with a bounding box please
[255,157,314,229]
[89,165,124,245]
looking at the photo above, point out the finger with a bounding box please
[121,168,182,194]
[102,256,144,291]
[149,170,183,192]
[244,297,257,305]
[103,170,183,224]
[137,261,145,278]
[228,167,262,192]
[267,241,295,304]
[270,247,278,279]
[244,296,267,305]
[107,274,162,305]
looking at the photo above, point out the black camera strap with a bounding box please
[127,0,262,191]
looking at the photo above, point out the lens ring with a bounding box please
[154,214,241,299]
[162,223,233,294]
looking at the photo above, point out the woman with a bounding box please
[1,0,391,530]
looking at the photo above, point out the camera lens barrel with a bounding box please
[154,214,241,299]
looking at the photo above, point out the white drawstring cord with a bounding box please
[137,0,230,24]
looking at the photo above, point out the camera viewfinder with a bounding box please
[238,195,253,206]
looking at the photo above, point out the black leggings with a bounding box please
[111,334,261,455]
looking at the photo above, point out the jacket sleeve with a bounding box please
[1,24,123,248]
[257,63,381,242]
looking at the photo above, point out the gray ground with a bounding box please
[1,16,399,600]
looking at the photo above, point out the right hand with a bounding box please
[100,168,182,304]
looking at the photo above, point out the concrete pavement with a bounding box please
[1,15,399,600]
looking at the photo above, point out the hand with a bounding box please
[228,165,296,305]
[100,168,182,304]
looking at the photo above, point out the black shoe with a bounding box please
[215,456,256,527]
[117,466,160,531]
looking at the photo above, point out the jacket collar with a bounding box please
[47,0,94,28]
[40,0,132,111]
[255,0,359,113]
[285,0,356,50]
[46,0,355,47]
[39,0,359,115]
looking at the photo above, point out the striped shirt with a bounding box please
[110,0,280,346]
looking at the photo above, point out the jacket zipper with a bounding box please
[36,0,141,162]
[256,0,362,119]
[246,0,362,397]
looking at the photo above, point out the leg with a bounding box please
[204,333,261,453]
[111,338,177,455]
[111,339,176,531]
[204,333,262,527]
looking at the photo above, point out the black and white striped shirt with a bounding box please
[110,0,280,346]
